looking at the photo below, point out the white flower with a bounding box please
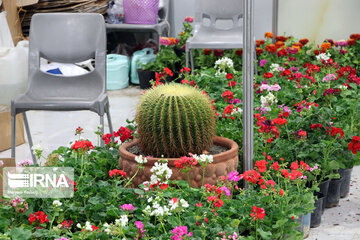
[232,107,243,115]
[260,92,278,112]
[76,223,82,229]
[31,144,43,157]
[337,85,348,90]
[115,215,128,227]
[180,199,189,208]
[103,223,111,234]
[85,221,92,231]
[269,63,280,73]
[135,155,148,164]
[193,154,213,164]
[316,52,331,61]
[214,57,234,75]
[150,161,172,184]
[169,199,179,210]
[150,206,171,216]
[143,205,152,215]
[52,200,62,207]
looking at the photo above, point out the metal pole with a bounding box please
[272,0,279,38]
[243,0,254,188]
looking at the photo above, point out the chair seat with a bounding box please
[187,26,244,49]
[12,93,107,114]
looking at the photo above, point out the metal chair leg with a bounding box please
[190,49,195,74]
[11,114,16,159]
[106,103,114,141]
[186,49,189,68]
[23,112,36,164]
[100,115,104,147]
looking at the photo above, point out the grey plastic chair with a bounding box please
[186,0,244,72]
[106,0,170,39]
[11,13,113,162]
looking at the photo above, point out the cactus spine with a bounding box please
[136,83,216,158]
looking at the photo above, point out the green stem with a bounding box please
[202,165,206,187]
[49,211,57,230]
[124,167,140,188]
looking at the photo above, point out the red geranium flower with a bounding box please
[163,67,173,76]
[226,73,234,80]
[235,49,243,56]
[266,44,278,53]
[174,156,197,169]
[214,49,224,57]
[228,81,237,88]
[279,189,284,196]
[250,206,266,220]
[270,161,280,171]
[290,161,299,170]
[109,169,127,178]
[348,136,360,154]
[256,47,264,55]
[222,90,234,103]
[255,160,268,173]
[280,169,290,178]
[327,127,344,138]
[71,140,94,152]
[203,49,212,55]
[29,211,49,225]
[263,72,274,79]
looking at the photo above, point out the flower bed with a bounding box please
[1,27,360,239]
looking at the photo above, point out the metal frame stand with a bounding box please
[243,0,255,188]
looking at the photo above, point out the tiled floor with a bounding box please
[1,85,359,239]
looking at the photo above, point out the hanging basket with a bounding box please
[123,0,159,24]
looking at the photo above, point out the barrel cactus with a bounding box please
[136,83,216,158]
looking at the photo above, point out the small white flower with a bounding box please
[180,199,189,208]
[316,52,331,61]
[193,154,213,164]
[85,221,92,231]
[269,63,280,73]
[31,144,43,152]
[115,215,128,227]
[143,205,152,215]
[76,223,82,229]
[135,155,148,164]
[52,200,62,207]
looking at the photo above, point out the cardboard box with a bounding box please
[0,158,16,196]
[0,105,25,152]
[2,0,23,45]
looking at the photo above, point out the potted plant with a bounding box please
[119,83,239,187]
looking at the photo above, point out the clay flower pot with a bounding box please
[119,136,239,188]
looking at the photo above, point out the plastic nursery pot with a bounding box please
[118,136,239,188]
[311,192,324,228]
[325,178,342,208]
[137,69,155,89]
[294,212,311,238]
[319,179,330,214]
[339,168,353,198]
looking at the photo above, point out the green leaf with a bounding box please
[257,227,272,240]
[8,228,32,240]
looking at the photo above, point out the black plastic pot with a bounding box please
[311,192,324,228]
[326,178,342,208]
[137,69,155,89]
[319,179,330,214]
[339,168,353,198]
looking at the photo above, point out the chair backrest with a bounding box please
[158,0,169,21]
[27,13,106,99]
[195,0,244,29]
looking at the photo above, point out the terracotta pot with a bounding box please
[119,136,239,188]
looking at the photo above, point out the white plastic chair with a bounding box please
[11,13,113,162]
[185,0,244,72]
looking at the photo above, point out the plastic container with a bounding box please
[107,0,125,24]
[123,0,159,24]
[326,178,342,208]
[319,179,330,214]
[106,54,130,90]
[130,48,156,84]
[311,192,324,228]
[0,40,29,106]
[339,168,353,198]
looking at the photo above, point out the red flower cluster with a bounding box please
[348,136,360,154]
[250,206,266,220]
[299,38,309,46]
[265,44,277,53]
[180,79,197,87]
[255,116,280,139]
[323,88,341,97]
[109,169,127,178]
[71,140,94,152]
[226,73,233,80]
[60,220,74,229]
[222,90,234,102]
[255,160,268,173]
[256,39,265,47]
[263,72,274,79]
[207,195,224,208]
[222,104,234,120]
[214,49,224,57]
[350,33,360,40]
[203,49,212,55]
[75,126,83,135]
[256,47,264,55]
[276,35,288,42]
[29,211,49,225]
[174,156,198,169]
[116,127,134,142]
[310,123,323,130]
[228,81,237,88]
[327,127,344,138]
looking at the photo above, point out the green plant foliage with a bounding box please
[136,83,216,157]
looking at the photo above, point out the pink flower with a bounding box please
[269,83,281,91]
[260,84,270,91]
[160,37,172,46]
[220,186,231,196]
[135,221,145,236]
[260,59,267,67]
[227,171,241,182]
[120,204,135,212]
[184,16,194,23]
[171,226,193,240]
